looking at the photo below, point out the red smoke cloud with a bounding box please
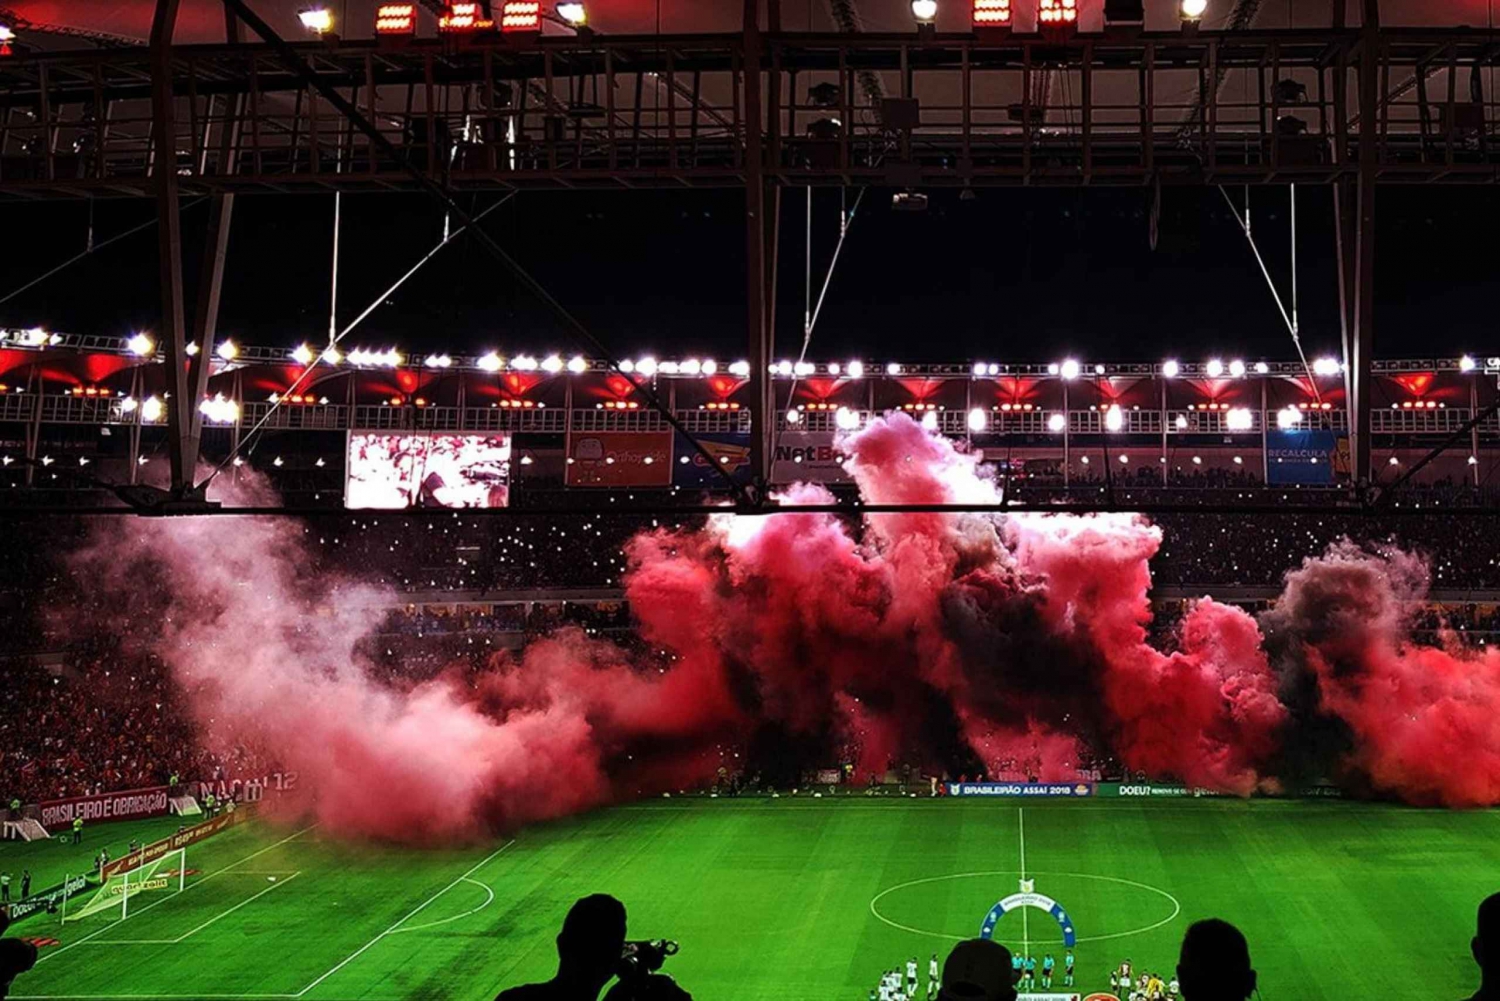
[1267,543,1500,807]
[63,414,1500,842]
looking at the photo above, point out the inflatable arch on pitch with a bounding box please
[978,892,1077,948]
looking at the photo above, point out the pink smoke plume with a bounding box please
[61,415,1500,842]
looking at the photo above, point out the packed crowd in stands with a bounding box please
[0,643,265,806]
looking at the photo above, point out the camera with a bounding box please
[617,939,679,981]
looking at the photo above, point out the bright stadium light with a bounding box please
[972,362,988,377]
[1277,406,1302,430]
[1105,405,1124,432]
[637,357,658,377]
[298,7,334,33]
[847,361,865,379]
[477,352,503,373]
[701,360,718,375]
[1180,0,1207,21]
[198,394,240,424]
[1161,359,1180,378]
[291,343,315,366]
[1226,407,1254,431]
[567,355,588,374]
[1460,355,1477,373]
[1228,359,1246,378]
[1312,357,1341,377]
[141,395,164,422]
[215,340,239,361]
[886,362,902,376]
[835,406,860,431]
[680,359,702,376]
[424,353,454,369]
[911,0,939,23]
[921,410,939,431]
[556,2,587,26]
[794,361,815,377]
[1175,414,1188,429]
[968,408,988,432]
[126,333,154,357]
[541,354,564,374]
[322,345,343,366]
[728,360,751,377]
[1205,358,1224,378]
[512,355,540,372]
[1059,359,1081,381]
[1048,412,1067,433]
[785,408,803,425]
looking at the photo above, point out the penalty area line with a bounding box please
[36,824,318,966]
[172,871,302,942]
[292,839,516,999]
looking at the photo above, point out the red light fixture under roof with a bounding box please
[375,3,417,35]
[500,1,542,32]
[1038,0,1077,26]
[973,0,1011,26]
[440,2,495,32]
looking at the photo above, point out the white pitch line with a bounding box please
[172,871,301,942]
[1019,807,1029,962]
[293,839,516,999]
[388,876,496,935]
[10,994,299,999]
[36,823,318,965]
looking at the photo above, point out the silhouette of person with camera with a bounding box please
[496,894,690,1001]
[1470,892,1500,1001]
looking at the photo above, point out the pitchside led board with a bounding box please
[345,432,511,509]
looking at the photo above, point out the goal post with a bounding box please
[63,847,187,924]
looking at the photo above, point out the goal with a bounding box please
[63,847,187,924]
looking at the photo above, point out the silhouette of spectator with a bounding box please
[497,895,690,1001]
[1470,892,1500,1001]
[0,937,38,1001]
[1177,919,1256,1001]
[936,938,1018,1001]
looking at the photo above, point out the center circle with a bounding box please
[869,870,1181,945]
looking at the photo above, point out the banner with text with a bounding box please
[673,431,753,488]
[1266,429,1343,485]
[771,431,851,484]
[6,874,90,923]
[946,782,1095,798]
[565,431,674,487]
[39,786,170,829]
[100,808,248,879]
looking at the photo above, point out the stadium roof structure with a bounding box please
[0,1,1481,48]
[1,0,1498,503]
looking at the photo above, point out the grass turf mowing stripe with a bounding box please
[291,839,516,999]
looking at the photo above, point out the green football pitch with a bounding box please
[5,798,1498,1000]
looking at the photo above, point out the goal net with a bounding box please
[64,847,187,924]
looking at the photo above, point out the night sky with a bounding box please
[4,182,1497,365]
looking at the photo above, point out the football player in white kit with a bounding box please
[906,957,918,998]
[927,953,940,1000]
